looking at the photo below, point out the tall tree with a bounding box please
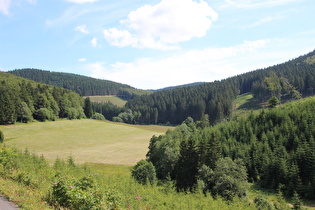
[84,97,93,118]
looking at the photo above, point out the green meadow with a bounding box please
[1,119,172,165]
[86,95,127,107]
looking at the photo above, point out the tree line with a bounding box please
[0,72,86,124]
[126,50,315,125]
[139,97,315,200]
[9,68,133,96]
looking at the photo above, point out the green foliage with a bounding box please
[210,158,248,201]
[17,102,33,123]
[268,96,279,108]
[92,101,124,121]
[175,137,199,191]
[34,108,55,121]
[9,68,134,96]
[117,87,152,100]
[254,195,274,210]
[0,131,3,143]
[0,82,18,124]
[0,147,17,172]
[0,72,86,124]
[132,160,157,185]
[146,96,315,200]
[126,50,315,125]
[113,109,141,124]
[91,112,106,120]
[0,145,287,210]
[84,97,93,118]
[50,174,104,209]
[292,191,303,210]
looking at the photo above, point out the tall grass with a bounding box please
[0,146,258,209]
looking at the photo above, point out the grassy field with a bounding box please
[0,119,172,165]
[85,95,127,107]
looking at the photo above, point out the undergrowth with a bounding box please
[0,145,302,209]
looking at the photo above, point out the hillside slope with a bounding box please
[8,68,134,96]
[0,71,85,124]
[147,96,315,199]
[126,49,315,125]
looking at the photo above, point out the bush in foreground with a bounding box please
[132,160,157,185]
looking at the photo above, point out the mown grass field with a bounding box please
[85,95,127,107]
[0,119,172,165]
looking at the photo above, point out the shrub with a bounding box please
[132,160,157,185]
[210,158,248,201]
[0,147,17,172]
[67,108,79,120]
[254,195,274,210]
[91,113,106,121]
[34,108,55,121]
[50,174,104,209]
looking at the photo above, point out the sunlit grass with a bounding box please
[85,95,127,107]
[0,119,172,165]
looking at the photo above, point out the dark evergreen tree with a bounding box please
[175,136,199,191]
[84,97,93,118]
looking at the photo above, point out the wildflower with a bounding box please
[54,183,58,185]
[136,195,141,200]
[69,186,73,188]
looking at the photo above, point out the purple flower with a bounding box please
[136,195,141,200]
[69,186,73,188]
[54,183,58,185]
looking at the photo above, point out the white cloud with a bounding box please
[90,37,97,47]
[66,0,98,3]
[223,0,300,9]
[0,0,38,15]
[104,0,218,50]
[75,24,89,34]
[0,0,10,15]
[86,39,282,89]
[78,58,87,62]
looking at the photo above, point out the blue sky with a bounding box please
[1,0,315,89]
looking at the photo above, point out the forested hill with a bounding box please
[149,82,206,92]
[126,49,315,125]
[146,96,315,199]
[0,71,85,124]
[8,68,134,96]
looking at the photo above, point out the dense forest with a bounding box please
[0,72,86,124]
[126,49,315,125]
[8,68,134,96]
[134,97,315,201]
[7,50,315,126]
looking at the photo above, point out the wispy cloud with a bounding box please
[223,0,300,9]
[243,15,286,28]
[75,24,89,33]
[0,0,10,15]
[86,39,280,89]
[46,7,93,27]
[78,58,87,62]
[103,0,218,50]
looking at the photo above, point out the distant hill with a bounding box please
[148,82,206,92]
[8,68,134,96]
[126,49,315,125]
